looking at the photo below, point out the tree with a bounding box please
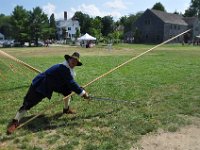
[174,10,181,15]
[0,14,13,39]
[112,31,122,43]
[89,16,103,43]
[62,27,67,40]
[11,6,29,45]
[184,0,200,18]
[75,28,80,40]
[101,16,114,36]
[120,13,142,34]
[152,2,166,12]
[29,7,49,46]
[73,11,92,34]
[184,7,196,17]
[49,13,56,39]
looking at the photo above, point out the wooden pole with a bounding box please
[0,50,41,73]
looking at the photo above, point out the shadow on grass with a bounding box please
[18,108,121,133]
[20,113,64,132]
[0,108,121,143]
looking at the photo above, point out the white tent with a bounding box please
[196,35,200,38]
[77,33,96,41]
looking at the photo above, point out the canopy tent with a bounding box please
[196,35,200,38]
[77,33,96,41]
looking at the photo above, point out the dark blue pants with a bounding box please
[19,85,45,111]
[19,84,72,111]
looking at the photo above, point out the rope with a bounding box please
[16,29,191,130]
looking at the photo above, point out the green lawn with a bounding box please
[0,44,200,149]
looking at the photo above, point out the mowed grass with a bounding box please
[0,44,200,149]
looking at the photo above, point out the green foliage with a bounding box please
[11,5,29,44]
[73,11,92,34]
[6,5,53,45]
[152,2,166,12]
[184,7,197,17]
[29,7,49,44]
[0,15,13,39]
[184,0,200,18]
[101,16,114,36]
[75,28,80,39]
[62,27,67,40]
[89,16,103,42]
[49,13,56,39]
[120,13,142,34]
[106,31,123,44]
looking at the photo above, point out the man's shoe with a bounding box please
[7,119,19,135]
[63,107,76,114]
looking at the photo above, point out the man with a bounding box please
[7,52,89,134]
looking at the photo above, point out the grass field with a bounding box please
[0,44,200,149]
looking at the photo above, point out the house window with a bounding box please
[68,27,71,31]
[170,24,173,29]
[178,25,180,30]
[174,25,177,30]
[145,19,151,25]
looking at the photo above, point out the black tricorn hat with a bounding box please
[64,52,82,66]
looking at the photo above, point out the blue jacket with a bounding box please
[32,64,83,99]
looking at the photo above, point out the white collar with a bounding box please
[62,61,76,78]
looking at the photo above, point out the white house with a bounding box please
[0,33,4,40]
[56,11,80,41]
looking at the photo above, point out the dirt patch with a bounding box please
[131,116,200,150]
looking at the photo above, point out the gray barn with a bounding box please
[132,9,188,43]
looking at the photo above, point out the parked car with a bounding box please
[13,41,22,47]
[38,41,45,47]
[2,40,14,47]
[0,40,4,47]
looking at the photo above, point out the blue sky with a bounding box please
[0,0,191,20]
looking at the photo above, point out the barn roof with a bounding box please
[149,9,188,26]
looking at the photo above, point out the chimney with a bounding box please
[64,11,67,20]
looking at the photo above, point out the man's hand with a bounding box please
[82,92,90,99]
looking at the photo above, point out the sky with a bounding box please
[0,0,191,20]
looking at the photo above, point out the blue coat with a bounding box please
[32,64,83,99]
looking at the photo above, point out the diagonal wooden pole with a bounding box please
[16,29,191,130]
[0,50,41,73]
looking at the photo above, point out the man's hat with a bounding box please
[64,52,82,66]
